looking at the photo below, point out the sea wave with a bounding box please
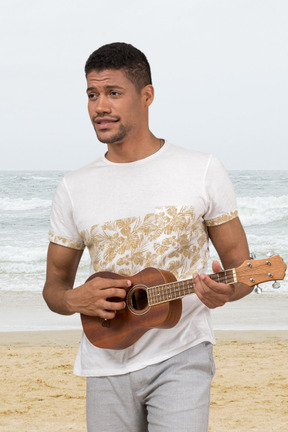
[1,245,47,263]
[0,245,90,292]
[238,195,288,226]
[21,175,58,181]
[0,197,51,211]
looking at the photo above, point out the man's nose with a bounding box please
[94,95,112,115]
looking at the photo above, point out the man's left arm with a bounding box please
[193,217,253,308]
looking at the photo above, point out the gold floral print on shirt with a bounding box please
[205,210,238,227]
[80,205,235,280]
[48,233,84,250]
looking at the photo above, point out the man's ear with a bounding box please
[142,84,154,107]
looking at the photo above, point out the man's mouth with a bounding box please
[93,117,119,130]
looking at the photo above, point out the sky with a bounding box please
[0,0,287,171]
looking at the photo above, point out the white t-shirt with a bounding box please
[49,142,238,377]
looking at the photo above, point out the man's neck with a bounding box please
[105,134,164,163]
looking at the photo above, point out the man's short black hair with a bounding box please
[85,42,152,91]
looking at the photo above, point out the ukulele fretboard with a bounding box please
[147,269,237,306]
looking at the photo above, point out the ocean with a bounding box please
[0,170,287,293]
[0,170,287,331]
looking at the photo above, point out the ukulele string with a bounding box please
[147,270,237,306]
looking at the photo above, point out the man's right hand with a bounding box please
[64,276,131,319]
[43,242,130,318]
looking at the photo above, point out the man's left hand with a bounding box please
[193,260,236,308]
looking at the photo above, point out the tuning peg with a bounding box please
[254,285,262,294]
[267,250,276,258]
[272,281,280,289]
[250,252,256,260]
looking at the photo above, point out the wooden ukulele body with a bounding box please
[81,267,182,350]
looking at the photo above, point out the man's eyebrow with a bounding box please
[86,85,125,93]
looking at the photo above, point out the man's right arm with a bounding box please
[43,242,130,319]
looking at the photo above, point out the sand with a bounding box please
[1,330,288,432]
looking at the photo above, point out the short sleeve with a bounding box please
[48,178,85,250]
[204,155,238,226]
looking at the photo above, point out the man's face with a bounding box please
[86,69,147,145]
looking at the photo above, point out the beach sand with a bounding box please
[1,330,288,432]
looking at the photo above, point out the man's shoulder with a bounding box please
[166,142,213,164]
[63,157,104,183]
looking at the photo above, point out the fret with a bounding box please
[171,282,176,298]
[166,284,170,301]
[181,280,186,296]
[187,280,194,293]
[157,285,163,303]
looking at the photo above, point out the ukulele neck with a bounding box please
[147,268,237,306]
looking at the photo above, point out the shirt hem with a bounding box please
[48,233,85,250]
[73,334,216,377]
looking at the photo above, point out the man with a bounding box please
[43,42,251,432]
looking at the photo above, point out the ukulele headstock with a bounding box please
[235,255,287,287]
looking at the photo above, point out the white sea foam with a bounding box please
[1,245,47,262]
[0,244,90,292]
[22,175,57,181]
[0,197,51,211]
[238,195,288,226]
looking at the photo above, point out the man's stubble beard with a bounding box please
[95,123,132,145]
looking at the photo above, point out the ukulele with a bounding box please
[81,255,286,350]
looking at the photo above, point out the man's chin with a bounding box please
[93,121,128,144]
[95,131,126,145]
[96,135,109,144]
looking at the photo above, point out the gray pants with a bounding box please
[86,342,215,432]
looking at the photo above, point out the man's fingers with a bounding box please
[193,272,234,308]
[101,287,128,299]
[211,260,223,274]
[90,276,131,290]
[104,299,126,311]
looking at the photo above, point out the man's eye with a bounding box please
[88,93,97,99]
[110,91,120,96]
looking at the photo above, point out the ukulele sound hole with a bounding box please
[127,285,150,315]
[132,288,148,310]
